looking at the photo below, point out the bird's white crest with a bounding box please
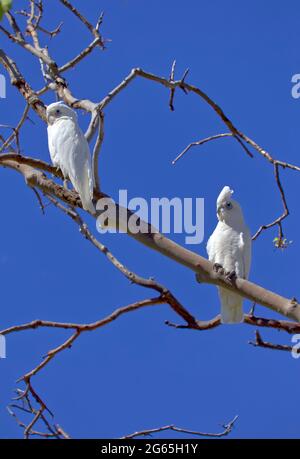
[46,102,95,214]
[206,185,251,324]
[216,186,233,208]
[215,186,244,228]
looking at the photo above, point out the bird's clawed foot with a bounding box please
[213,264,237,283]
[213,263,225,275]
[225,270,237,283]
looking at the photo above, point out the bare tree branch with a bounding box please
[172,133,235,165]
[121,415,239,439]
[249,330,295,353]
[59,0,104,47]
[0,104,30,153]
[252,163,289,242]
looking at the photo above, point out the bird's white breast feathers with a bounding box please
[207,221,251,279]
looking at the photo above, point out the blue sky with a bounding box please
[0,0,300,439]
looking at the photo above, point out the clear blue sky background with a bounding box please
[0,0,300,439]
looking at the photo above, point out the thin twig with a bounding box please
[252,163,289,241]
[249,330,294,353]
[168,59,176,111]
[122,415,239,439]
[172,133,234,164]
[31,187,45,214]
[59,0,104,47]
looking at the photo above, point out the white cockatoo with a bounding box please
[46,102,95,214]
[206,186,251,324]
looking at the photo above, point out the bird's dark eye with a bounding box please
[55,109,60,114]
[226,201,233,209]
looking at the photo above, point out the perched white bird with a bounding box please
[46,102,95,214]
[206,186,251,324]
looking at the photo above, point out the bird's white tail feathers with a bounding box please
[77,180,95,214]
[75,170,95,215]
[80,194,95,214]
[218,287,244,324]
